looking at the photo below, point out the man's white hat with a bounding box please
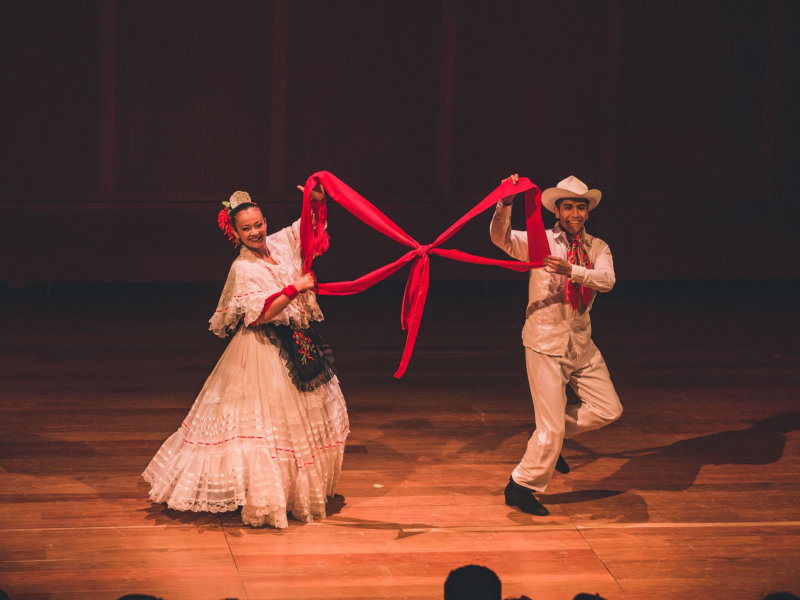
[541,176,602,213]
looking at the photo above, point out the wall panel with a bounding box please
[114,0,272,195]
[772,0,800,196]
[613,0,771,199]
[284,0,442,198]
[451,0,608,194]
[0,0,102,195]
[0,1,797,283]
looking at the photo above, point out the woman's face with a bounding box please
[233,207,267,251]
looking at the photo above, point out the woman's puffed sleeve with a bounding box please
[284,219,302,256]
[208,261,282,337]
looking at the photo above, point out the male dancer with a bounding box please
[491,174,622,516]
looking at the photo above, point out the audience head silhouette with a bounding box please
[444,565,501,600]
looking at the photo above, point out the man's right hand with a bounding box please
[501,173,519,205]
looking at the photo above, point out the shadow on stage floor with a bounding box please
[544,411,800,523]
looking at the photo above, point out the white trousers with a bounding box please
[512,339,622,492]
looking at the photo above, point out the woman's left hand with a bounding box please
[296,183,325,202]
[293,271,317,293]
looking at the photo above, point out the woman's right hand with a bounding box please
[293,272,316,293]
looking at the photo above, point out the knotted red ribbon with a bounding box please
[300,172,550,378]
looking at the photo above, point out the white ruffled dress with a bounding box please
[143,221,349,528]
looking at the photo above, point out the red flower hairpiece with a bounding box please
[217,207,236,244]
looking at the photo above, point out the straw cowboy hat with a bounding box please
[541,176,602,213]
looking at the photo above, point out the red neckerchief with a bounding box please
[566,232,594,310]
[300,172,550,377]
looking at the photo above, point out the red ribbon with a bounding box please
[300,172,550,378]
[566,237,594,310]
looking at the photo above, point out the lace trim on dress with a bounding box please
[141,431,346,528]
[142,467,248,513]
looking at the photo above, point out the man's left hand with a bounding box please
[500,173,519,205]
[544,255,572,276]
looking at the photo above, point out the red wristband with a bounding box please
[283,285,299,300]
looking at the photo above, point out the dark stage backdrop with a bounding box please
[1,0,798,283]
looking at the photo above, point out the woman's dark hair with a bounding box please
[230,202,262,228]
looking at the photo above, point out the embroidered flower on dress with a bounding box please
[292,330,316,364]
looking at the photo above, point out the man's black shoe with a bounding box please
[555,454,570,474]
[504,477,549,516]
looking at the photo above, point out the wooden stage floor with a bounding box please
[1,281,799,600]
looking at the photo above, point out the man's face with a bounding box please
[554,198,589,236]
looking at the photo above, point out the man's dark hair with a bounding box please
[762,594,800,600]
[444,565,501,600]
[555,197,590,209]
[115,595,163,600]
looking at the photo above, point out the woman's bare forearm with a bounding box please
[256,294,293,324]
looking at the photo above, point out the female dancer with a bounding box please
[143,189,349,528]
